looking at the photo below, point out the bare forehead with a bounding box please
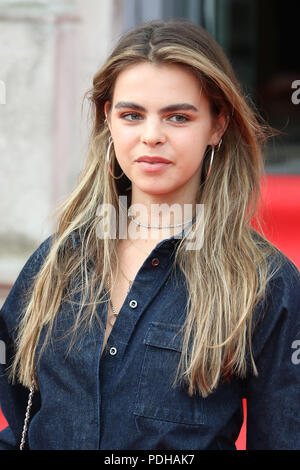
[112,62,204,105]
[114,62,200,85]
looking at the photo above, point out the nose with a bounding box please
[140,118,166,146]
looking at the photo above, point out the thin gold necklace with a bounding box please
[118,265,133,291]
[105,270,132,318]
[106,238,152,317]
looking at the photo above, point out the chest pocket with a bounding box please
[133,322,205,425]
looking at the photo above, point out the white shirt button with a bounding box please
[109,347,117,356]
[129,299,138,308]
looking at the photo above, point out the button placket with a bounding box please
[109,347,117,356]
[101,250,174,360]
[151,257,160,267]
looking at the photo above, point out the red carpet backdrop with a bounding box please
[236,175,300,450]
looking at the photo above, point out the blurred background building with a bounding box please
[1,0,299,300]
[0,0,299,449]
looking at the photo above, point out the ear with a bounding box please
[104,100,112,131]
[209,111,230,146]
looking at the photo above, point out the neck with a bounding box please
[126,185,197,242]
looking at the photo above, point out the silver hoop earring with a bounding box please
[207,145,215,178]
[106,136,124,180]
[106,136,113,164]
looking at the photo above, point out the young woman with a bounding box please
[0,19,299,450]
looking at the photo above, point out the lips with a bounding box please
[135,156,172,164]
[134,156,172,173]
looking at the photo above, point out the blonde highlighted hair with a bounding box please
[11,19,284,396]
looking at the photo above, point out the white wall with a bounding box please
[0,0,123,290]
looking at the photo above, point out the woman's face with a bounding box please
[104,62,226,201]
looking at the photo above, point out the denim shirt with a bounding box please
[0,231,300,450]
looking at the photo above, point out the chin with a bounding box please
[138,185,176,197]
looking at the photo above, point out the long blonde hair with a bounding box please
[11,19,284,396]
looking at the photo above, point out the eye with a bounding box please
[168,114,190,123]
[121,112,143,121]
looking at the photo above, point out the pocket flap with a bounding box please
[143,322,183,352]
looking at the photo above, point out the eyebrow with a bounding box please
[114,101,199,113]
